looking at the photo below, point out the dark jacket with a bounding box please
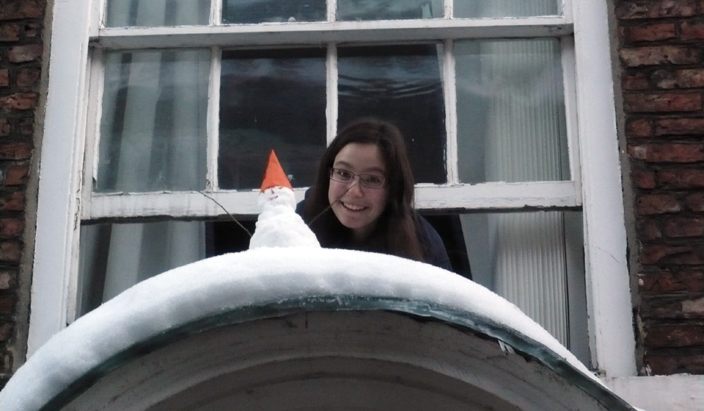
[296,191,451,271]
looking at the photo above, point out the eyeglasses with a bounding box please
[329,168,386,189]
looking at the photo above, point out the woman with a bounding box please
[299,118,451,270]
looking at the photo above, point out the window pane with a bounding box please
[460,210,588,363]
[455,39,569,184]
[219,48,327,190]
[106,0,210,27]
[77,221,206,316]
[337,0,443,21]
[97,50,209,193]
[454,0,560,18]
[338,45,446,184]
[223,0,326,23]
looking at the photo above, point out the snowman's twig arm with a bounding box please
[198,191,252,237]
[307,184,355,228]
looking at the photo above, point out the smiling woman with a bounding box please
[300,118,451,270]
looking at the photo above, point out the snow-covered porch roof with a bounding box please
[1,248,636,410]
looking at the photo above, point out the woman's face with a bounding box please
[328,143,389,241]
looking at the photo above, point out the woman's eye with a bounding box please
[365,176,383,184]
[336,169,352,179]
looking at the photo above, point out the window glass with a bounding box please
[338,45,446,184]
[454,0,560,18]
[106,0,210,27]
[223,0,326,23]
[219,48,327,190]
[97,49,210,192]
[455,39,569,184]
[337,0,443,21]
[460,210,588,363]
[77,221,206,316]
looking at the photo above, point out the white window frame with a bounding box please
[29,0,635,380]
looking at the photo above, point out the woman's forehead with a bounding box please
[334,143,386,173]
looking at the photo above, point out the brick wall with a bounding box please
[0,0,46,388]
[616,0,704,375]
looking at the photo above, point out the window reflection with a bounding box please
[97,50,209,192]
[454,0,560,18]
[455,39,569,184]
[106,0,210,27]
[338,45,447,184]
[223,0,326,23]
[219,48,327,190]
[337,0,443,21]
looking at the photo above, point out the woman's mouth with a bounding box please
[341,202,366,211]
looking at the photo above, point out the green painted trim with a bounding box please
[43,296,636,411]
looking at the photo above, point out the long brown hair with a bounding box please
[303,118,425,262]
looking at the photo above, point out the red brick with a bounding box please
[645,352,704,375]
[16,68,39,88]
[639,271,704,293]
[620,46,699,67]
[628,143,704,163]
[0,69,7,88]
[686,193,704,211]
[637,194,681,215]
[4,164,27,185]
[0,93,37,111]
[0,241,21,262]
[0,143,30,160]
[651,69,677,89]
[641,297,704,319]
[7,44,42,63]
[0,118,9,136]
[18,117,32,136]
[0,295,13,315]
[25,23,40,38]
[627,118,653,137]
[665,217,704,237]
[0,219,23,238]
[624,93,701,112]
[658,169,704,187]
[681,21,704,41]
[0,270,15,290]
[675,69,704,88]
[637,218,662,240]
[632,169,657,188]
[641,244,692,264]
[0,0,44,20]
[627,23,676,42]
[623,72,649,90]
[645,324,704,348]
[0,323,12,342]
[655,118,704,136]
[0,23,19,42]
[0,192,24,211]
[615,0,697,19]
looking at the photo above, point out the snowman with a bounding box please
[249,150,321,249]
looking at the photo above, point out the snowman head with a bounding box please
[258,150,296,211]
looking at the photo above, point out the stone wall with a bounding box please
[616,0,704,374]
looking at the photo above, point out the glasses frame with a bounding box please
[329,168,387,189]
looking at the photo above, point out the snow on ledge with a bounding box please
[2,247,603,410]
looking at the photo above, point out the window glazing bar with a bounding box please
[94,17,573,49]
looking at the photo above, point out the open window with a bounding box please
[36,0,627,369]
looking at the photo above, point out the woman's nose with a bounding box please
[346,178,364,196]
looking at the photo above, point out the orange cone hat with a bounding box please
[260,150,293,191]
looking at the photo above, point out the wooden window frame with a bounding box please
[29,0,635,381]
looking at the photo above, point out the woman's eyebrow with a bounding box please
[333,161,385,175]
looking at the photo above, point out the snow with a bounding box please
[249,186,320,249]
[0,182,610,409]
[0,247,603,410]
